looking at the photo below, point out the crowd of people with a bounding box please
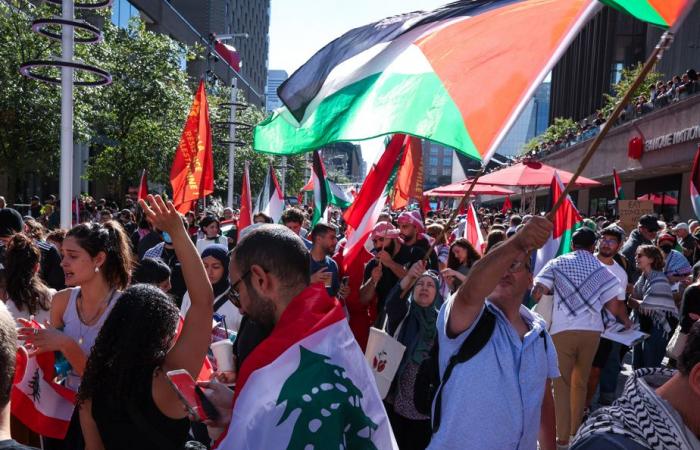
[0,192,699,450]
[527,67,698,159]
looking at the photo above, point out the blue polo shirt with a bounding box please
[427,299,560,450]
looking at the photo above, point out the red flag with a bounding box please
[464,201,485,254]
[391,136,424,210]
[238,162,253,232]
[170,80,214,214]
[421,196,432,215]
[502,196,512,214]
[11,321,76,439]
[138,169,148,201]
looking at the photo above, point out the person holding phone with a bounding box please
[77,195,214,450]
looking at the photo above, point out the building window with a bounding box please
[429,157,438,166]
[430,167,437,176]
[429,147,438,155]
[442,167,451,176]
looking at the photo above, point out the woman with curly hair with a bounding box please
[441,238,481,293]
[78,195,213,450]
[18,215,134,448]
[3,233,54,324]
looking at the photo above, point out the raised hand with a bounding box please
[138,195,184,236]
[514,216,552,253]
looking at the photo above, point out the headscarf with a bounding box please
[397,210,425,233]
[369,222,403,243]
[201,244,230,298]
[397,271,442,367]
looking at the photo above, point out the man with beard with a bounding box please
[309,222,345,298]
[585,226,629,411]
[361,222,413,325]
[397,211,438,270]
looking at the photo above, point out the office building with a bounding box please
[494,81,551,157]
[266,69,288,112]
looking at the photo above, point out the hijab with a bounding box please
[397,271,442,367]
[201,244,230,298]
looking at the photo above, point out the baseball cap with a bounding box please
[658,233,676,245]
[672,222,689,232]
[638,214,660,232]
[0,208,24,238]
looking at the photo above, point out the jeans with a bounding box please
[633,313,673,369]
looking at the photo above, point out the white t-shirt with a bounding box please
[180,289,242,332]
[196,236,228,254]
[599,258,628,328]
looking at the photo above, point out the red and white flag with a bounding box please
[342,135,407,269]
[214,285,396,449]
[464,201,485,254]
[11,321,77,439]
[238,161,253,232]
[137,169,149,201]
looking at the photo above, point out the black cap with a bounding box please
[572,227,598,249]
[639,214,660,232]
[0,208,24,237]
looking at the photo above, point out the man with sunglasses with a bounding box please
[427,216,559,450]
[533,227,633,448]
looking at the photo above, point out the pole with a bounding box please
[227,77,237,208]
[59,0,74,229]
[549,31,674,217]
[280,156,287,196]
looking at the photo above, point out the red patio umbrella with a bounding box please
[636,193,678,206]
[476,161,601,187]
[424,181,515,197]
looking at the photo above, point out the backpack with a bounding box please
[414,308,496,431]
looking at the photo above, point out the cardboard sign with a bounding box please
[618,200,654,233]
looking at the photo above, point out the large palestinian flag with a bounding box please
[254,0,600,162]
[598,0,694,29]
[534,172,583,276]
[214,285,397,449]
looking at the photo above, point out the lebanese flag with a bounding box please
[11,322,76,439]
[502,196,512,214]
[254,163,285,223]
[214,285,397,449]
[613,168,624,200]
[255,0,600,165]
[238,162,253,232]
[464,201,485,254]
[391,136,424,210]
[137,169,149,201]
[342,135,406,270]
[691,146,700,220]
[170,80,214,214]
[534,172,583,275]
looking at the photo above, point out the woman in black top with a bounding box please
[78,196,214,450]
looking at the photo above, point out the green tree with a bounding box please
[601,63,663,117]
[276,346,379,450]
[520,117,578,156]
[80,18,193,196]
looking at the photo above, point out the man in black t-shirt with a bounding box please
[397,210,438,270]
[0,305,39,449]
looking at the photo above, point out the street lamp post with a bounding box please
[227,77,237,208]
[60,0,74,229]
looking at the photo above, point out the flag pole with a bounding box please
[549,31,674,217]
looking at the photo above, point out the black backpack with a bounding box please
[413,308,496,431]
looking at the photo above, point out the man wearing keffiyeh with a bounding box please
[532,228,633,448]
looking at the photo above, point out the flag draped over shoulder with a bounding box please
[342,135,407,269]
[255,163,285,223]
[613,168,624,200]
[597,0,694,29]
[691,146,700,219]
[11,321,76,439]
[254,0,600,164]
[214,285,397,450]
[534,172,583,275]
[170,80,214,214]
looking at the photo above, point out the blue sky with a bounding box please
[269,0,447,75]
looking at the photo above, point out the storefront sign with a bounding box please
[645,124,700,152]
[618,200,654,233]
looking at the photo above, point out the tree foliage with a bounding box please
[600,63,663,117]
[520,117,578,155]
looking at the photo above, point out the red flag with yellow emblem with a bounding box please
[170,80,214,213]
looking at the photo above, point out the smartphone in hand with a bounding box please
[166,369,220,422]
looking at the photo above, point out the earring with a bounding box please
[95,266,100,273]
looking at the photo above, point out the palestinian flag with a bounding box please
[691,145,700,219]
[342,135,407,269]
[255,163,285,223]
[533,172,583,275]
[213,285,397,450]
[613,168,624,200]
[598,0,694,29]
[302,172,353,210]
[311,151,353,225]
[12,321,76,439]
[254,0,600,163]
